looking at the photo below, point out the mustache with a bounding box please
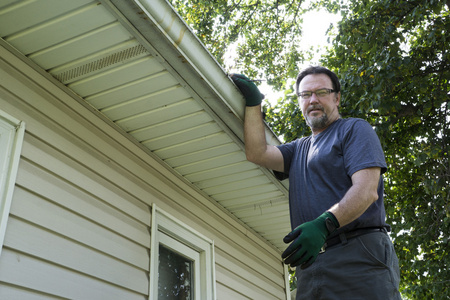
[307,105,324,113]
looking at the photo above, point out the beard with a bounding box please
[305,105,329,131]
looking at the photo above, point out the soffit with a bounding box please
[0,0,290,250]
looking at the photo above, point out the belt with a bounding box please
[320,227,388,253]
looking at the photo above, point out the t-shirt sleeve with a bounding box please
[343,119,387,176]
[273,139,302,180]
[276,142,294,174]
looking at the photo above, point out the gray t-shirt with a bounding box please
[276,118,388,236]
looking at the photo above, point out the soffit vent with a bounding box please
[52,44,149,83]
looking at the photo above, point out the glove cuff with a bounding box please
[323,211,340,235]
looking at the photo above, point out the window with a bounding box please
[0,110,25,256]
[149,204,215,300]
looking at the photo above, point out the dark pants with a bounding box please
[296,231,402,300]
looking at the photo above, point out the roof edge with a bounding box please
[105,0,282,147]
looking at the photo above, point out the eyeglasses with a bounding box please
[299,88,335,99]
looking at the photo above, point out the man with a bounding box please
[231,66,402,299]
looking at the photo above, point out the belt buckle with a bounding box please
[319,243,327,254]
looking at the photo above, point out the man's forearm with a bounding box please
[328,167,381,227]
[244,105,267,163]
[244,106,284,171]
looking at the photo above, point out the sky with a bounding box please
[298,9,342,66]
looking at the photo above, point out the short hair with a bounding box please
[295,66,341,97]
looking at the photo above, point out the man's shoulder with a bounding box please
[338,117,369,126]
[335,117,373,133]
[283,135,311,146]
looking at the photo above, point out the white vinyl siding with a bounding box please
[0,43,287,299]
[0,53,150,299]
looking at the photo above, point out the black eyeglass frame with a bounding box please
[298,88,336,99]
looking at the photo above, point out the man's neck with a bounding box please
[311,117,341,136]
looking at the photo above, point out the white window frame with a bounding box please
[149,204,216,300]
[0,110,25,257]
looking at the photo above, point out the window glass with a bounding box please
[158,245,193,300]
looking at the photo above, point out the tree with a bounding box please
[169,0,449,298]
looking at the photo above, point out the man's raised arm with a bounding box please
[230,74,284,172]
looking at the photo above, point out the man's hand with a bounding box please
[282,212,339,269]
[230,74,264,106]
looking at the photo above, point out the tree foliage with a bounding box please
[169,0,449,299]
[169,0,313,89]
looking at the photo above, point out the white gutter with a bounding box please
[104,0,282,148]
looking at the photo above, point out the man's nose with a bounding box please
[309,94,320,104]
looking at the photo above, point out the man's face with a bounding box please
[298,74,341,134]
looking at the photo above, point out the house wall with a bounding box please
[0,45,287,299]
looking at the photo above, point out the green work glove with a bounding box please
[282,212,340,269]
[230,74,264,106]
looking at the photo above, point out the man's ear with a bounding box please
[335,92,341,106]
